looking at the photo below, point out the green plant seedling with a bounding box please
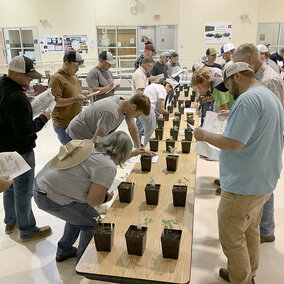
[94,216,103,224]
[168,145,177,154]
[162,219,178,230]
[173,125,179,131]
[143,217,153,226]
[177,177,189,185]
[174,116,180,121]
[137,217,153,230]
[148,176,155,186]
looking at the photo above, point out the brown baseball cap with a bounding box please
[8,55,42,79]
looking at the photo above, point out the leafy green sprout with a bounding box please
[94,216,103,224]
[162,219,178,230]
[174,116,180,121]
[168,145,177,154]
[173,125,179,131]
[177,177,189,185]
[137,217,153,230]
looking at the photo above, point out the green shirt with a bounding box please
[213,89,235,109]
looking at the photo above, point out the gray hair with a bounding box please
[142,56,155,65]
[94,131,132,166]
[233,44,259,62]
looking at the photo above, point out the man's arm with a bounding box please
[194,128,245,151]
[158,98,167,113]
[125,116,141,148]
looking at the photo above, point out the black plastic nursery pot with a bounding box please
[171,100,177,108]
[166,155,179,171]
[190,95,195,102]
[185,100,191,108]
[184,84,189,89]
[167,105,173,114]
[140,155,152,172]
[175,90,180,96]
[172,185,187,207]
[145,183,161,205]
[155,127,164,140]
[187,118,195,126]
[174,112,181,119]
[157,118,164,128]
[181,140,191,153]
[184,90,189,97]
[178,100,184,107]
[118,182,134,203]
[179,85,183,91]
[170,128,179,141]
[149,138,159,152]
[184,129,193,141]
[161,228,182,259]
[173,119,181,128]
[163,112,169,121]
[165,139,176,152]
[173,95,178,102]
[125,225,148,256]
[94,223,115,252]
[179,106,184,114]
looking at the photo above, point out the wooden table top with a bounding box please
[76,92,197,284]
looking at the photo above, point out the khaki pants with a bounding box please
[218,191,271,284]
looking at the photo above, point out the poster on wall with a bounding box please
[204,22,232,44]
[40,35,63,54]
[63,35,88,53]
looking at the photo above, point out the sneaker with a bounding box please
[215,188,221,195]
[213,179,220,186]
[219,268,230,282]
[260,235,275,243]
[20,226,52,242]
[56,246,77,262]
[5,224,17,234]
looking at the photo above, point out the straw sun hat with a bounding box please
[50,139,94,170]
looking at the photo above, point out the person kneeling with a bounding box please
[33,131,133,263]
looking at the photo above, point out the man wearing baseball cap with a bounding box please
[194,62,283,283]
[49,51,88,145]
[0,55,52,240]
[218,43,235,68]
[257,44,281,74]
[204,48,222,70]
[87,51,119,102]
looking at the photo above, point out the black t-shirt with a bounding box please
[204,63,222,70]
[151,61,168,78]
[269,53,284,67]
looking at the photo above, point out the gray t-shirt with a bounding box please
[36,150,117,205]
[66,95,127,139]
[87,66,114,101]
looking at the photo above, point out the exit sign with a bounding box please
[154,15,160,20]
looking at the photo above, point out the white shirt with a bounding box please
[144,83,167,109]
[132,66,149,95]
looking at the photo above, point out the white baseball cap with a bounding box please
[256,44,269,53]
[99,51,115,65]
[8,55,42,79]
[218,43,235,57]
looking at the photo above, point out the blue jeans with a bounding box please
[53,124,72,145]
[139,107,156,147]
[260,193,275,236]
[136,118,144,142]
[3,151,39,238]
[164,92,174,108]
[33,180,99,262]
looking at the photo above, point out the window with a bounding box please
[257,23,284,53]
[1,27,40,63]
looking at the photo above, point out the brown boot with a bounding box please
[260,235,275,243]
[5,224,17,234]
[213,179,220,186]
[20,226,52,242]
[215,188,221,195]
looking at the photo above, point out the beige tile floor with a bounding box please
[0,120,283,284]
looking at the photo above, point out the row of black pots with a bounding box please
[154,128,193,143]
[94,223,182,259]
[139,154,179,172]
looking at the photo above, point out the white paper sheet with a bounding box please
[195,141,221,161]
[105,78,121,94]
[184,108,196,113]
[31,88,54,117]
[107,178,122,193]
[128,155,159,163]
[153,74,164,83]
[172,69,184,78]
[0,152,31,179]
[86,90,100,98]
